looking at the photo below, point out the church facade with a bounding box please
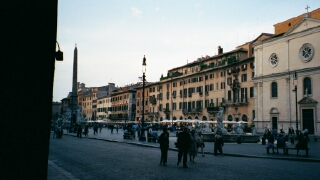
[253,12,320,135]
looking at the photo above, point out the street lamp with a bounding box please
[292,71,299,135]
[139,55,147,141]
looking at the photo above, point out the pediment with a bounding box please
[298,97,318,104]
[284,18,320,36]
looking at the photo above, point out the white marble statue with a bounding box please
[215,107,228,134]
[203,123,212,133]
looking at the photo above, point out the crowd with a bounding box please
[158,126,222,168]
[264,126,310,153]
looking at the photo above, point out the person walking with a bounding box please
[77,125,82,138]
[53,124,58,138]
[189,129,197,162]
[158,127,169,165]
[84,125,89,137]
[177,127,191,168]
[116,124,119,133]
[197,131,205,157]
[214,134,224,156]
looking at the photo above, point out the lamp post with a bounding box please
[292,71,299,135]
[139,55,147,141]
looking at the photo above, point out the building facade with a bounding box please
[253,11,320,134]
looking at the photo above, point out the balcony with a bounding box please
[222,98,248,107]
[199,92,203,96]
[149,96,157,104]
[205,91,209,95]
[206,107,220,113]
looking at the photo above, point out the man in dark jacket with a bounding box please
[214,134,224,156]
[177,127,191,168]
[158,127,169,165]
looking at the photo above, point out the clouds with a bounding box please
[131,7,142,16]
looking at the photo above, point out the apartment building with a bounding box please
[135,34,272,128]
[109,83,139,122]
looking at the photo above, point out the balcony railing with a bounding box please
[222,98,248,106]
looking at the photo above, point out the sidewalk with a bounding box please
[48,128,320,179]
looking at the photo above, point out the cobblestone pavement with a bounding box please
[48,128,320,179]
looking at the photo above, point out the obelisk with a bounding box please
[71,44,78,124]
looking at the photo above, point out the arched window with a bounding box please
[242,114,248,121]
[160,117,163,121]
[303,77,312,95]
[228,115,233,121]
[195,116,198,119]
[180,116,183,120]
[202,116,207,121]
[271,82,277,98]
[173,116,177,120]
[188,116,192,120]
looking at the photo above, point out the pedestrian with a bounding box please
[94,124,98,134]
[189,129,197,162]
[197,131,205,157]
[158,127,169,165]
[137,124,141,137]
[77,125,82,138]
[116,124,119,133]
[84,125,89,136]
[214,134,224,156]
[53,124,58,138]
[99,124,102,133]
[176,127,191,168]
[267,134,275,153]
[111,124,114,133]
[57,124,61,138]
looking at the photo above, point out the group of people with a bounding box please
[158,126,223,168]
[52,124,63,139]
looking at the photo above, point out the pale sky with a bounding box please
[53,0,319,102]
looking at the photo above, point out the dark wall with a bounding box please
[1,1,58,179]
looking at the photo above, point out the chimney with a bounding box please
[218,46,223,55]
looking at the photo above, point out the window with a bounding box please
[205,100,209,107]
[303,77,312,95]
[210,73,214,79]
[173,82,177,87]
[205,75,208,80]
[228,91,232,101]
[185,70,187,74]
[179,102,182,109]
[250,87,254,98]
[252,72,255,78]
[241,74,247,82]
[159,104,163,111]
[172,103,177,110]
[199,76,203,82]
[220,82,225,89]
[227,77,232,85]
[240,88,247,102]
[180,81,183,86]
[210,84,213,91]
[271,82,277,98]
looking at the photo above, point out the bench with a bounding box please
[286,147,309,156]
[265,146,275,153]
[123,133,135,139]
[266,145,287,154]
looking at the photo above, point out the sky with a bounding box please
[53,0,319,102]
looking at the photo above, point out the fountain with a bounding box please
[201,107,260,143]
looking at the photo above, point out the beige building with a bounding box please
[253,10,320,134]
[109,83,138,123]
[80,83,116,120]
[135,35,272,128]
[96,95,111,120]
